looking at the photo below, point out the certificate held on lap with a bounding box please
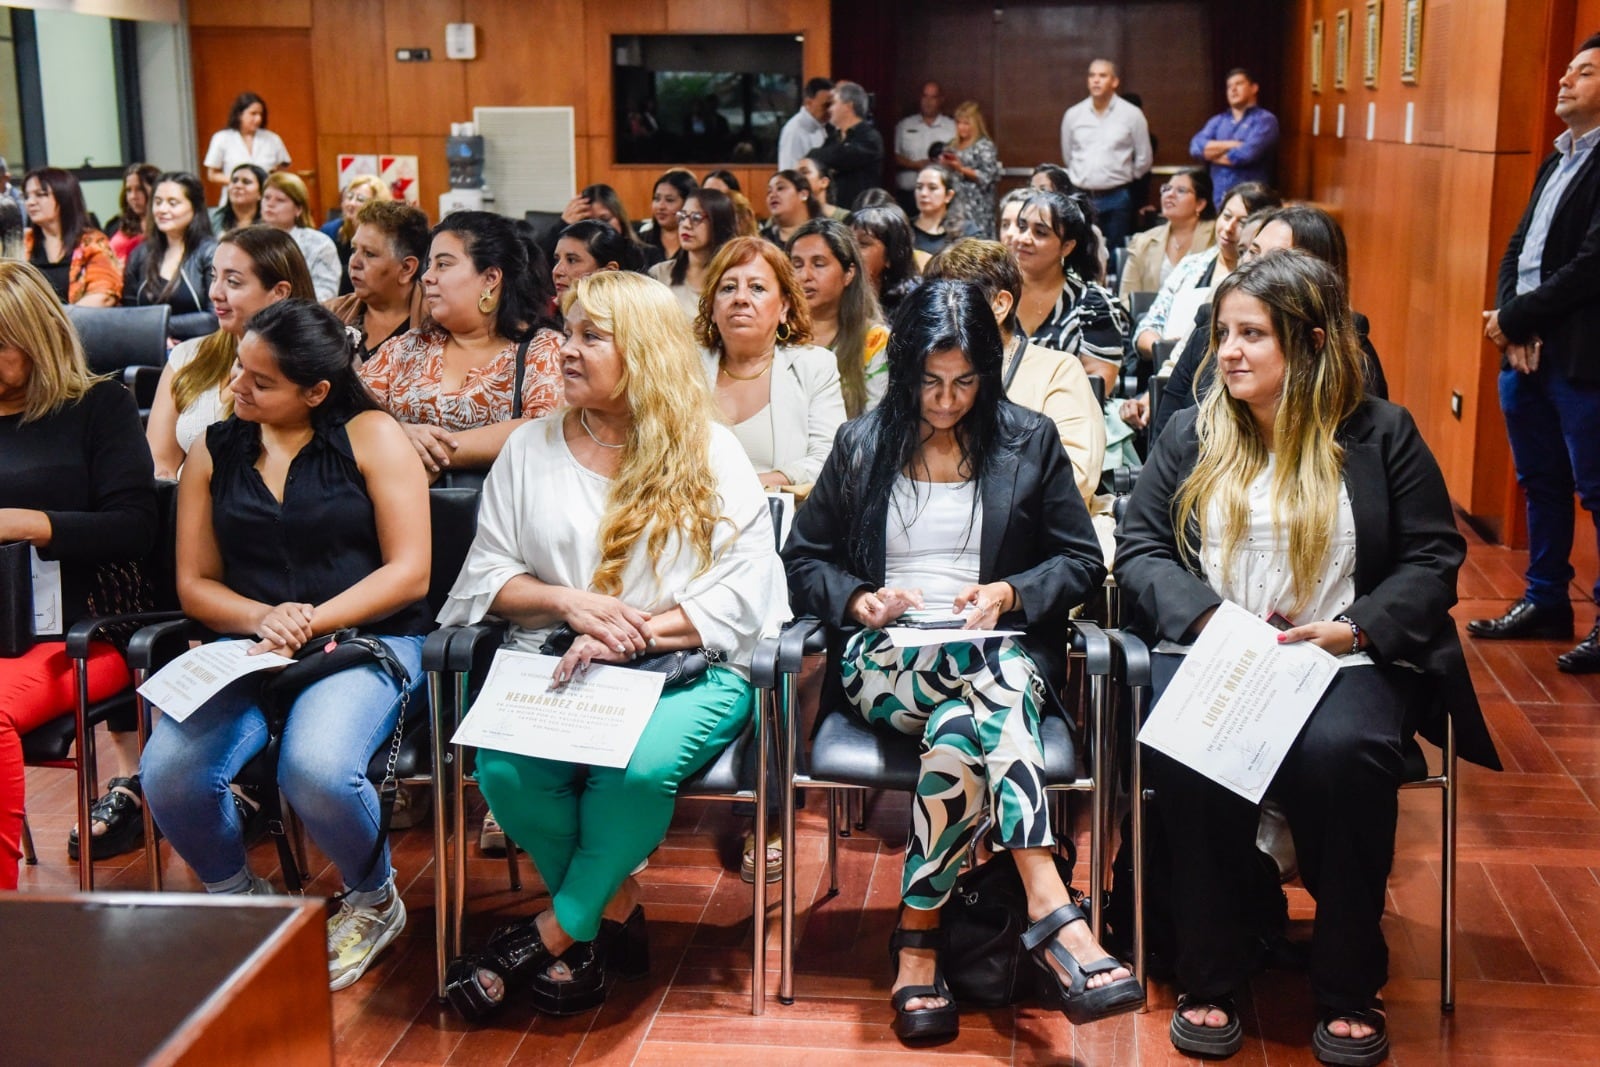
[1138,601,1339,804]
[452,650,665,768]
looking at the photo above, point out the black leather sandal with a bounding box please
[527,941,607,1016]
[1169,993,1244,1058]
[443,915,560,1022]
[888,927,959,1044]
[68,776,144,861]
[598,904,649,980]
[1020,901,1146,1025]
[1311,1003,1388,1066]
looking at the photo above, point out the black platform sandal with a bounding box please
[528,941,607,1016]
[68,776,145,861]
[1020,902,1146,1025]
[1311,1003,1388,1066]
[443,915,560,1022]
[888,927,959,1044]
[598,904,650,980]
[1169,993,1244,1058]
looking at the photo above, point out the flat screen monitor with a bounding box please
[613,33,803,165]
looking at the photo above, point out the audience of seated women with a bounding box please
[647,187,737,319]
[320,175,391,297]
[795,157,851,222]
[761,170,823,247]
[783,279,1144,1045]
[940,101,1003,239]
[141,299,430,992]
[261,172,341,301]
[359,211,563,479]
[146,226,317,479]
[122,172,220,341]
[788,217,889,417]
[202,91,290,202]
[850,204,921,321]
[439,270,789,1021]
[109,164,161,263]
[1115,250,1499,1065]
[0,260,158,887]
[551,219,641,301]
[324,200,429,360]
[547,183,658,269]
[697,235,845,491]
[637,169,697,261]
[910,165,977,257]
[213,163,267,234]
[22,168,121,306]
[1119,167,1215,298]
[923,238,1112,556]
[1027,171,1111,284]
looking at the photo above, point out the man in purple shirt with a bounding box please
[1188,68,1279,202]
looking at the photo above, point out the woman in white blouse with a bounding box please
[440,270,789,1022]
[260,172,341,301]
[202,93,290,204]
[696,236,846,491]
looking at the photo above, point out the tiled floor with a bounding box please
[20,520,1600,1065]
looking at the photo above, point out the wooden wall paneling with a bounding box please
[188,0,310,28]
[1118,3,1212,168]
[316,133,381,220]
[384,0,467,136]
[189,27,321,208]
[465,0,588,115]
[1581,0,1600,38]
[583,0,668,150]
[666,0,748,30]
[749,0,831,87]
[386,135,451,216]
[310,0,389,137]
[1445,0,1509,151]
[895,4,997,156]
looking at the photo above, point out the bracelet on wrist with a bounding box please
[1334,614,1362,656]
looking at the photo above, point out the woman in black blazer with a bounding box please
[785,280,1143,1044]
[1115,251,1499,1066]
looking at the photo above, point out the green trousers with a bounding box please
[476,666,753,941]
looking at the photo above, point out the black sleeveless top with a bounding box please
[207,416,431,637]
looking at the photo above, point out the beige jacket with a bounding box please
[1118,219,1217,299]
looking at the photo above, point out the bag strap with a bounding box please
[1002,336,1028,392]
[512,337,531,419]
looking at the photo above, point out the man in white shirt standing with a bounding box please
[1059,59,1152,252]
[778,78,835,171]
[894,81,958,213]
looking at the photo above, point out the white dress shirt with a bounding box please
[1059,95,1152,192]
[778,109,828,171]
[894,113,958,190]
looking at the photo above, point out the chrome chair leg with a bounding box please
[428,668,452,1000]
[780,670,799,1005]
[1441,719,1456,1012]
[20,815,36,864]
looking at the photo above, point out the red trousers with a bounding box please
[0,642,129,890]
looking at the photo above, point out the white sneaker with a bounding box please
[327,884,407,991]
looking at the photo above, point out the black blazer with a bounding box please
[784,403,1106,698]
[808,122,886,214]
[1114,400,1500,771]
[1496,144,1600,383]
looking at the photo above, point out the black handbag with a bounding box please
[940,848,1079,1007]
[538,624,711,689]
[1,541,34,657]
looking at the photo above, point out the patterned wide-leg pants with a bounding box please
[841,629,1054,910]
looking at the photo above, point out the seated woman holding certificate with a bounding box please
[783,280,1143,1045]
[1113,250,1499,1067]
[140,299,431,991]
[438,270,788,1021]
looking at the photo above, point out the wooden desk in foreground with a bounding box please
[0,892,331,1066]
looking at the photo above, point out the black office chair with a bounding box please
[1128,291,1158,329]
[65,305,171,419]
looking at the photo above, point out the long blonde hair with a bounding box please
[172,226,317,413]
[0,260,96,421]
[1173,251,1364,617]
[563,271,728,595]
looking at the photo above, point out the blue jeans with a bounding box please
[1500,366,1600,607]
[142,634,426,892]
[1089,186,1133,254]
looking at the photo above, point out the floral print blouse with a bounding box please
[359,324,563,431]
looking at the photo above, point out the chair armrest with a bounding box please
[1069,619,1113,677]
[65,611,185,659]
[441,621,510,673]
[124,617,201,671]
[421,628,456,673]
[782,617,825,673]
[1106,629,1152,689]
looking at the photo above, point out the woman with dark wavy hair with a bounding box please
[850,203,921,321]
[109,163,162,262]
[787,217,888,416]
[22,167,121,306]
[122,172,219,340]
[551,219,642,300]
[784,279,1143,1045]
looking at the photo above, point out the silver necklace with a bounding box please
[578,408,625,448]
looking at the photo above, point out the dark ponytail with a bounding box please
[244,298,382,428]
[432,210,558,339]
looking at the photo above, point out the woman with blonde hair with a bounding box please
[938,101,1003,239]
[260,172,341,300]
[145,226,316,479]
[440,270,789,1020]
[1116,250,1498,1064]
[321,174,392,296]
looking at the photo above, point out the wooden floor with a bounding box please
[20,520,1600,1065]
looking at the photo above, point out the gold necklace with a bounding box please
[720,356,773,381]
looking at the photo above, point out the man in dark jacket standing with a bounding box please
[808,80,885,212]
[1470,33,1600,672]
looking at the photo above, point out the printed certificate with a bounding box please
[452,650,665,768]
[137,640,295,722]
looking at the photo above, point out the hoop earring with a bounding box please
[478,287,498,315]
[776,320,793,344]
